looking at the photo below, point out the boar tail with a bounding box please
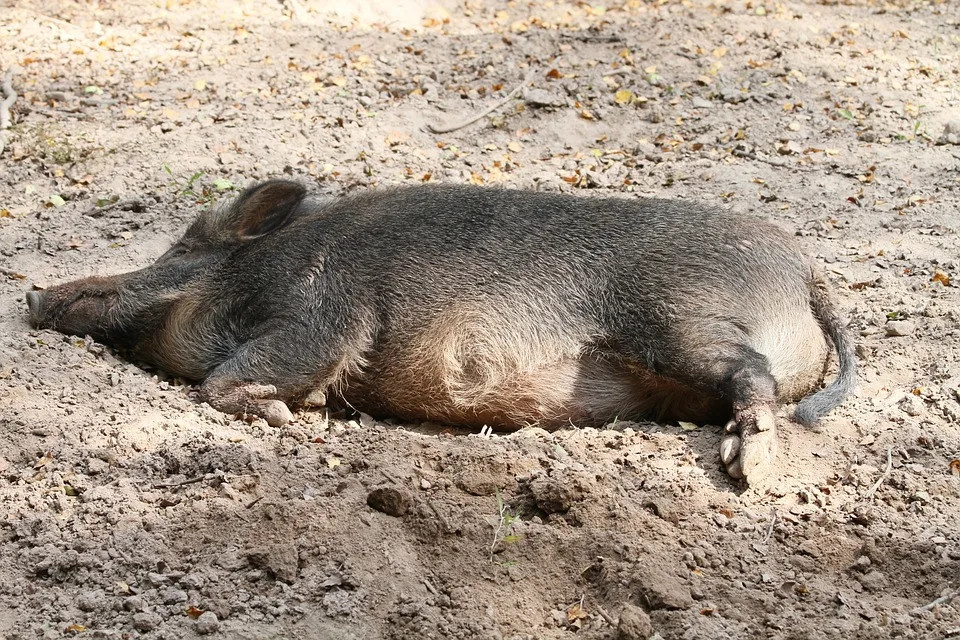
[793,271,858,426]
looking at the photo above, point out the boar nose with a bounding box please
[25,290,42,321]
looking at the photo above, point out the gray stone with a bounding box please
[885,320,914,337]
[132,612,162,631]
[196,611,220,634]
[366,486,412,516]
[618,603,653,639]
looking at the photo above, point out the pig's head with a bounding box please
[26,180,308,356]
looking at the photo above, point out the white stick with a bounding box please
[863,446,892,501]
[0,70,16,130]
[0,69,16,156]
[426,73,532,135]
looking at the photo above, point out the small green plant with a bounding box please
[911,104,930,140]
[163,166,236,205]
[489,489,522,564]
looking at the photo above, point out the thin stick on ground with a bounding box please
[862,446,893,502]
[489,492,509,562]
[912,588,960,613]
[0,69,18,156]
[594,603,618,627]
[762,508,777,544]
[426,72,533,135]
[152,475,208,489]
[284,0,306,22]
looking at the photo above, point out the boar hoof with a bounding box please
[202,381,294,427]
[720,406,778,486]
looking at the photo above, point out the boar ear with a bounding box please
[227,180,308,240]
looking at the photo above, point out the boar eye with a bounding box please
[159,243,190,262]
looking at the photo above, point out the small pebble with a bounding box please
[885,320,914,337]
[132,612,162,631]
[366,486,411,517]
[161,588,188,604]
[618,603,653,639]
[196,611,220,634]
[75,590,102,612]
[937,119,960,145]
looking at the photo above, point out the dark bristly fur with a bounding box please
[25,180,858,484]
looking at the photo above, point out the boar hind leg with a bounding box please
[705,347,779,486]
[635,337,779,486]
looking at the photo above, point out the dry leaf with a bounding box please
[567,601,588,622]
[386,131,410,147]
[614,89,634,105]
[34,453,54,469]
[932,271,951,286]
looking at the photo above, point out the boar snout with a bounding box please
[24,283,119,343]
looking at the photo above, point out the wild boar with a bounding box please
[26,181,856,485]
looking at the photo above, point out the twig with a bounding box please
[379,467,401,485]
[0,70,16,129]
[153,472,229,489]
[732,148,816,172]
[594,603,618,626]
[862,446,893,502]
[284,0,306,22]
[912,588,960,613]
[0,69,18,156]
[84,198,145,217]
[560,32,624,43]
[152,475,208,489]
[426,72,533,134]
[762,508,777,544]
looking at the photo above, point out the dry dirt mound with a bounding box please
[1,1,959,638]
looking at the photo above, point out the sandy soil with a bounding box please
[1,0,959,638]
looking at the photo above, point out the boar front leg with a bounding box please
[201,377,294,428]
[198,333,353,427]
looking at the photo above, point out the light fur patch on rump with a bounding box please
[748,303,829,402]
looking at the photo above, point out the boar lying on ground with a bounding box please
[27,181,856,485]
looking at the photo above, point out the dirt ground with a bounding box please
[1,0,959,638]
